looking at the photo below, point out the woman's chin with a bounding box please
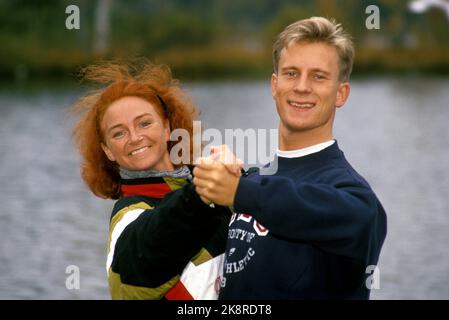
[122,160,157,171]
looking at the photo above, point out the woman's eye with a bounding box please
[112,131,125,139]
[140,121,152,128]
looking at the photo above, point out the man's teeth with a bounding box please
[289,101,315,108]
[131,147,148,155]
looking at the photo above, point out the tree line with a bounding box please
[1,0,448,82]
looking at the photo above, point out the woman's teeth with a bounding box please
[130,146,149,156]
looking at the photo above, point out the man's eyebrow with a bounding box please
[310,68,331,75]
[280,66,299,72]
[280,66,331,75]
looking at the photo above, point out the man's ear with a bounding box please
[101,142,116,162]
[271,73,278,99]
[336,82,350,109]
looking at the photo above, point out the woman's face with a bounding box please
[101,96,174,172]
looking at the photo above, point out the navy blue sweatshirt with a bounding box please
[219,141,387,299]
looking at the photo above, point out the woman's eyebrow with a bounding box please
[106,123,124,134]
[133,113,153,122]
[106,113,153,134]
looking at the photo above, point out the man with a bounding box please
[193,17,387,299]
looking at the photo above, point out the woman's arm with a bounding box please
[108,183,230,287]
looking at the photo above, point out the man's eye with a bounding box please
[286,71,297,77]
[314,74,326,80]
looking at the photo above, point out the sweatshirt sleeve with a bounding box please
[109,183,230,287]
[234,173,386,262]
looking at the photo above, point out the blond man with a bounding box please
[194,17,387,299]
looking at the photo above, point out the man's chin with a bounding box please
[281,121,313,133]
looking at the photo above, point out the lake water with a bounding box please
[1,76,448,299]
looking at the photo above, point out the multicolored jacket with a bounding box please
[106,175,230,299]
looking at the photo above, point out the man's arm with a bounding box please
[193,163,386,262]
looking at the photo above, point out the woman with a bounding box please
[72,60,230,299]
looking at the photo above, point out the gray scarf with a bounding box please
[119,165,192,180]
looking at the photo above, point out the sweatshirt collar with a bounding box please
[277,140,335,158]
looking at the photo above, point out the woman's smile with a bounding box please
[129,145,150,156]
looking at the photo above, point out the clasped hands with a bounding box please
[192,145,243,207]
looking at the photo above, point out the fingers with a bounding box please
[210,145,225,157]
[194,151,240,183]
[209,145,236,165]
[199,194,209,204]
[193,162,240,207]
[209,146,221,162]
[192,163,222,181]
[195,186,212,204]
[193,149,241,206]
[196,156,214,167]
[208,145,243,177]
[223,158,244,177]
[192,175,210,188]
[195,156,221,170]
[199,193,212,206]
[195,186,215,207]
[193,164,224,200]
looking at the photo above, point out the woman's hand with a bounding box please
[193,156,240,207]
[209,144,243,177]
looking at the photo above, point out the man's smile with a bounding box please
[287,99,316,110]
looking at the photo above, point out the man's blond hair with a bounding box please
[272,16,354,82]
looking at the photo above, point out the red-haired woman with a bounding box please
[72,61,230,299]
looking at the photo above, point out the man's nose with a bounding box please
[294,74,312,93]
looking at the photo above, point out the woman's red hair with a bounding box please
[72,60,198,199]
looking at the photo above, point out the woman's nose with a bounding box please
[128,129,143,144]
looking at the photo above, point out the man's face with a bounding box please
[271,41,350,138]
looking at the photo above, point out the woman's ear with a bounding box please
[164,119,171,142]
[101,142,116,162]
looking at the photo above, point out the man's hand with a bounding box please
[193,157,240,207]
[209,144,243,177]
